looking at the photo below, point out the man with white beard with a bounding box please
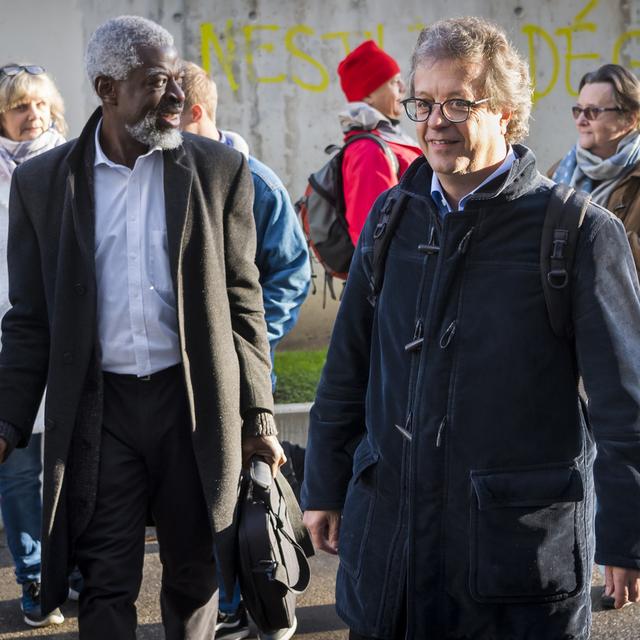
[0,15,284,639]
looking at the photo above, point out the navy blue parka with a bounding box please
[302,145,640,639]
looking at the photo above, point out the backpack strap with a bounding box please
[540,183,590,338]
[367,191,410,306]
[343,133,400,178]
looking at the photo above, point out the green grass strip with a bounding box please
[273,348,327,404]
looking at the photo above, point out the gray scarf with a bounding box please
[0,127,66,182]
[552,130,640,206]
[338,102,418,147]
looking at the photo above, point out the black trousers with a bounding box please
[75,365,217,640]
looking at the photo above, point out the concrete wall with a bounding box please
[1,0,638,348]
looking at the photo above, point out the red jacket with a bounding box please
[342,129,422,245]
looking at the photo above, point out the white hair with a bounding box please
[85,15,174,84]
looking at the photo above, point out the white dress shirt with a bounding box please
[93,121,181,376]
[430,146,516,216]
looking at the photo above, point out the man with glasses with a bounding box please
[302,17,640,640]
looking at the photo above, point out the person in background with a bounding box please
[0,63,66,628]
[551,63,640,611]
[336,40,422,246]
[303,17,640,639]
[180,61,310,640]
[550,63,640,280]
[181,62,310,392]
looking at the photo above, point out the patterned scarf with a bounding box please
[552,130,640,206]
[338,102,418,147]
[0,127,66,183]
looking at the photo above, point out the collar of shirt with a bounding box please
[218,130,233,148]
[94,118,161,169]
[430,145,516,217]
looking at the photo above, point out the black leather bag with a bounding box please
[237,458,314,633]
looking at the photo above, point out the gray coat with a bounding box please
[0,109,274,611]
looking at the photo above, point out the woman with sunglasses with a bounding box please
[0,63,66,628]
[550,63,640,277]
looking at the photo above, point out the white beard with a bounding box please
[125,111,182,150]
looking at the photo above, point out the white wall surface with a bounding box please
[1,0,638,193]
[0,0,638,346]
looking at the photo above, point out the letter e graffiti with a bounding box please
[285,25,330,92]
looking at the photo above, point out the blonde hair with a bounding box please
[181,61,218,122]
[0,65,68,136]
[410,17,532,144]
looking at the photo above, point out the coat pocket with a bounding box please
[469,463,584,604]
[338,442,379,580]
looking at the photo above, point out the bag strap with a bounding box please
[247,473,311,594]
[367,191,410,306]
[540,183,589,338]
[333,132,400,231]
[364,180,589,337]
[266,522,312,594]
[275,472,315,558]
[342,132,400,178]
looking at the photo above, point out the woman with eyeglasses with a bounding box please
[0,63,66,628]
[550,63,640,277]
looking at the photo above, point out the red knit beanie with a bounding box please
[337,40,401,102]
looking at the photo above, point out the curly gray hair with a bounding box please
[410,17,532,144]
[85,15,174,84]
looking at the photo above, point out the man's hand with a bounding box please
[242,435,286,478]
[0,437,6,463]
[303,509,341,555]
[605,565,640,609]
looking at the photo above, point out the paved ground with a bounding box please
[0,529,638,639]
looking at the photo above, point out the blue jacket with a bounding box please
[248,155,310,351]
[302,146,640,639]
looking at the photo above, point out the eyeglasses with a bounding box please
[401,97,492,123]
[571,105,625,121]
[0,65,45,78]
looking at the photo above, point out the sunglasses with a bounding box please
[571,105,625,121]
[0,65,45,78]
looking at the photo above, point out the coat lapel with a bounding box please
[65,109,100,271]
[163,147,194,287]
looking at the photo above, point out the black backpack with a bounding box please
[368,183,590,338]
[237,458,314,634]
[296,133,399,302]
